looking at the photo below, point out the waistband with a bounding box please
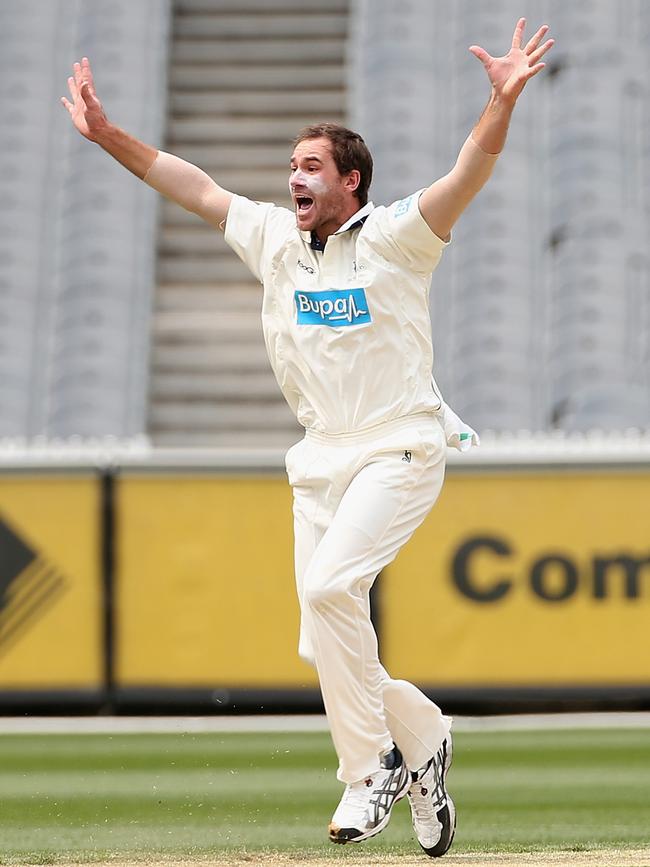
[304,412,439,446]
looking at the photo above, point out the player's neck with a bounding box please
[313,201,362,245]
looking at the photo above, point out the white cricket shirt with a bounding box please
[224,191,449,436]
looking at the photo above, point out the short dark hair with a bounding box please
[292,122,373,207]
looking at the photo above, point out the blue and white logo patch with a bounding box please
[394,195,414,218]
[295,288,371,327]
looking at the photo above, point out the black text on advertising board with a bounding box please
[451,535,650,603]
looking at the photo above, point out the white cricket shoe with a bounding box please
[328,745,410,844]
[407,734,456,857]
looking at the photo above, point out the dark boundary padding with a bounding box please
[111,684,650,715]
[113,687,324,714]
[0,689,106,713]
[421,685,650,715]
[2,685,650,715]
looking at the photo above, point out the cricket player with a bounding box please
[62,18,553,857]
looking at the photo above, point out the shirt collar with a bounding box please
[300,201,375,251]
[333,201,374,234]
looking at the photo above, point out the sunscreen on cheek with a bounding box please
[307,175,330,194]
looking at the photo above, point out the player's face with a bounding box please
[289,137,356,237]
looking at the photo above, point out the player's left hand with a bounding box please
[469,18,554,104]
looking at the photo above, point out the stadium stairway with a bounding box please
[149,0,350,447]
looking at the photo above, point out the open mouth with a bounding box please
[295,195,314,214]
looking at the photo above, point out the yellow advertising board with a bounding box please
[0,474,102,688]
[2,466,647,700]
[382,471,650,686]
[116,475,318,688]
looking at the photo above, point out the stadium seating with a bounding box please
[350,0,650,434]
[0,0,170,437]
[149,0,349,446]
[1,0,648,443]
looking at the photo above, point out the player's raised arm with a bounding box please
[419,18,554,241]
[61,57,233,229]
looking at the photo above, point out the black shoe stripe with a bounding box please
[421,802,456,858]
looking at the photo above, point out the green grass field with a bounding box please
[0,728,649,862]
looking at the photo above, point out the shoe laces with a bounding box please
[410,751,446,821]
[410,778,440,825]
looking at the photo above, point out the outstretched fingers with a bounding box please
[66,74,78,102]
[524,62,546,81]
[81,57,96,94]
[524,24,549,55]
[528,37,554,66]
[468,44,492,67]
[73,60,84,90]
[62,71,83,115]
[511,17,526,49]
[67,59,98,108]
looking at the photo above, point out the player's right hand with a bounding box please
[60,57,108,141]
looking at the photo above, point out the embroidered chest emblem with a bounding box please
[294,288,372,327]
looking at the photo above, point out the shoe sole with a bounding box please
[328,772,411,845]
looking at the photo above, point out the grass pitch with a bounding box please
[0,728,649,862]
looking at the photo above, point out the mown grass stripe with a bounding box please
[0,729,647,861]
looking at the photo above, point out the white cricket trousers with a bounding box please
[285,412,451,784]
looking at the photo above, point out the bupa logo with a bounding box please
[295,288,371,327]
